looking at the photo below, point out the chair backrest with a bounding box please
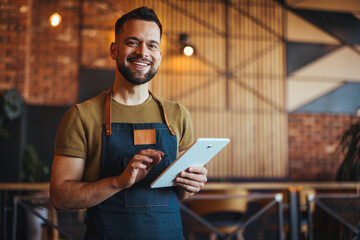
[189,189,249,216]
[299,188,316,212]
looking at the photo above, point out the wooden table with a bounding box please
[202,181,360,191]
[0,182,49,191]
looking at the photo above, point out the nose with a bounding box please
[135,43,149,58]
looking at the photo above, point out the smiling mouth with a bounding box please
[133,61,149,66]
[128,57,152,67]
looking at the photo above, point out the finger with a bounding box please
[186,166,208,175]
[147,158,160,169]
[132,155,153,164]
[130,161,147,170]
[176,176,205,189]
[176,182,201,193]
[138,149,164,158]
[179,171,208,183]
[138,149,165,166]
[133,155,161,172]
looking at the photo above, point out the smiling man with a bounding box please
[49,6,207,240]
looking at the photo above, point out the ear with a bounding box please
[159,48,163,61]
[110,42,117,60]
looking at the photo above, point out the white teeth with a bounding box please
[134,62,148,66]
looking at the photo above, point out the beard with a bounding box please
[117,57,158,85]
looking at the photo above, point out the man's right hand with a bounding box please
[118,149,164,189]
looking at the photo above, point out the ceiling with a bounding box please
[285,0,360,113]
[286,0,360,14]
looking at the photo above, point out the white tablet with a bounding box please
[151,138,230,188]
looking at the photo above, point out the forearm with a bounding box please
[50,175,123,210]
[50,150,163,210]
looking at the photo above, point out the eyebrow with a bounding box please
[125,37,160,46]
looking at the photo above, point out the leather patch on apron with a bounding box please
[134,129,156,145]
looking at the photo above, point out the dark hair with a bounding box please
[115,6,162,39]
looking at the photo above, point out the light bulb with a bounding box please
[49,12,62,27]
[183,46,194,57]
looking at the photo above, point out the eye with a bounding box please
[148,43,158,50]
[126,41,138,46]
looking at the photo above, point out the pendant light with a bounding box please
[180,34,195,57]
[49,12,62,27]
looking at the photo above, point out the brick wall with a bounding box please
[288,113,358,181]
[0,0,30,93]
[28,0,80,105]
[1,0,129,105]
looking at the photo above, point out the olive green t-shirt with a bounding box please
[54,91,194,181]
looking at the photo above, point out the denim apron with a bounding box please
[84,89,183,240]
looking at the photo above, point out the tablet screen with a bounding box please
[151,138,230,188]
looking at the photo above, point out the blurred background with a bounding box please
[1,0,360,239]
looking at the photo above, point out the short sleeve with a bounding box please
[178,105,194,152]
[54,105,87,159]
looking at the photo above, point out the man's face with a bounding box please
[111,19,162,85]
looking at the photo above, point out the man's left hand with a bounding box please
[175,166,207,195]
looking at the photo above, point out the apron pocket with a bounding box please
[125,185,168,207]
[123,157,170,207]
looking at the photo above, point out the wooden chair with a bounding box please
[188,189,248,240]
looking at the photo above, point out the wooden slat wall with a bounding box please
[130,0,287,179]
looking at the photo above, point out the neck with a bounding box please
[112,72,150,105]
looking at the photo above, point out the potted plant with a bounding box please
[336,120,360,181]
[0,88,24,140]
[22,145,50,183]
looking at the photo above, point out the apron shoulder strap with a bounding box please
[149,90,176,136]
[105,88,112,136]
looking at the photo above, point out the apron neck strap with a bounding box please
[105,88,176,136]
[105,88,112,136]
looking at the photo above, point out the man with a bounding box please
[50,6,207,240]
